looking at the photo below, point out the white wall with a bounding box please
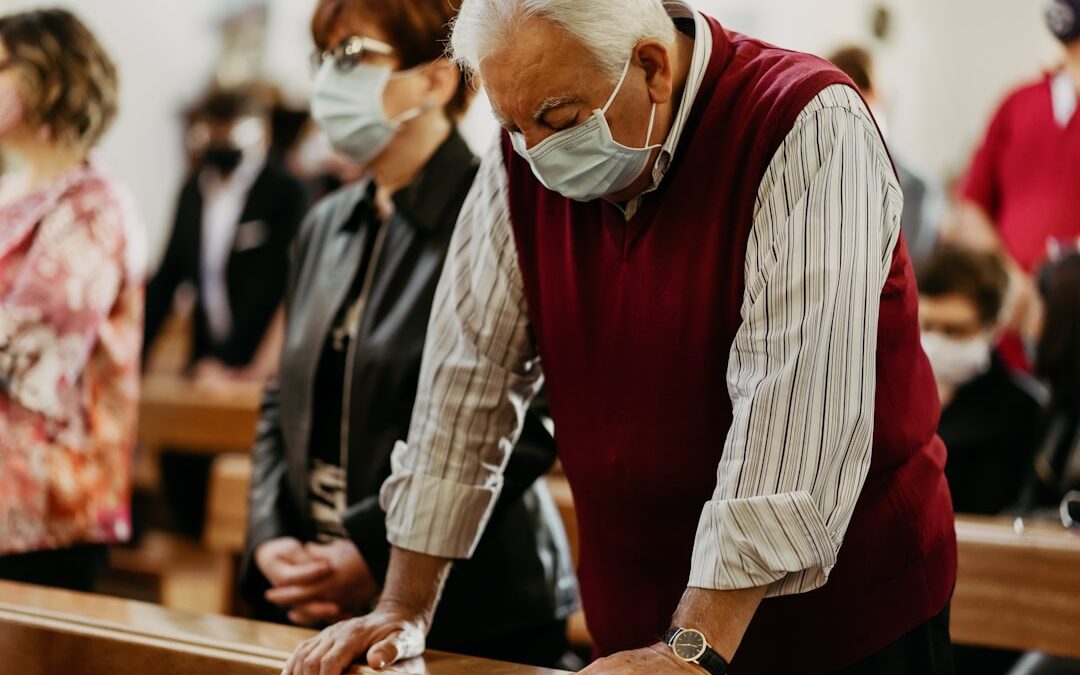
[696,0,1062,181]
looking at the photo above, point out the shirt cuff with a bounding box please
[687,491,837,596]
[379,442,501,559]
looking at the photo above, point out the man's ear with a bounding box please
[635,40,674,105]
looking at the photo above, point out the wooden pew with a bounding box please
[950,515,1080,658]
[0,580,567,675]
[138,375,261,455]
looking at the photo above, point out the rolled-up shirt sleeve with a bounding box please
[688,85,903,596]
[379,140,542,559]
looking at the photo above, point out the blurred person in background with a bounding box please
[1019,250,1080,513]
[918,247,1042,516]
[143,88,308,539]
[0,8,145,591]
[238,0,577,668]
[951,0,1080,366]
[144,88,307,383]
[829,45,945,269]
[1006,251,1080,675]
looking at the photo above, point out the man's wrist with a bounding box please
[670,585,768,664]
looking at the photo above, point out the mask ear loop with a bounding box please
[644,102,657,146]
[389,100,435,126]
[601,59,633,114]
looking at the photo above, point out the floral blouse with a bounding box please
[0,162,145,556]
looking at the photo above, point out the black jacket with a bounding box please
[145,158,308,367]
[939,355,1043,515]
[239,130,578,645]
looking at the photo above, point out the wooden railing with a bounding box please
[0,580,567,675]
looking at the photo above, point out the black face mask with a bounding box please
[202,144,244,176]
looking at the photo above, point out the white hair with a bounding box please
[449,0,677,82]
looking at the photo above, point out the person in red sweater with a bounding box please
[955,0,1080,359]
[284,2,956,674]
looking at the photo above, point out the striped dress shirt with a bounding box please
[380,5,902,596]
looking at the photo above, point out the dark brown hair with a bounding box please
[0,8,118,149]
[918,245,1009,326]
[311,0,472,119]
[828,45,874,95]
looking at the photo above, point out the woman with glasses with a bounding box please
[238,0,577,667]
[0,9,144,589]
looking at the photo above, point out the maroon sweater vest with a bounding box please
[503,18,957,674]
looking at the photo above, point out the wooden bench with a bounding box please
[138,375,261,456]
[0,580,567,675]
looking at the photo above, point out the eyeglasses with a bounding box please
[310,35,395,73]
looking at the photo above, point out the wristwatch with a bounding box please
[664,627,728,675]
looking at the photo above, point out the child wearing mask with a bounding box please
[918,246,1044,515]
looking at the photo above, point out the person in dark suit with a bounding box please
[145,88,308,377]
[144,88,308,537]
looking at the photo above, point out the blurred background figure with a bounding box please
[0,8,144,590]
[238,0,577,668]
[1021,249,1080,514]
[918,246,1043,516]
[144,87,307,384]
[950,0,1080,368]
[829,44,945,269]
[142,87,308,539]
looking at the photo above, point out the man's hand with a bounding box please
[281,547,451,675]
[255,538,332,589]
[281,601,427,675]
[580,644,699,674]
[264,540,380,625]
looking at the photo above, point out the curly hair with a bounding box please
[0,8,118,150]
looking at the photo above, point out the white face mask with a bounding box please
[310,60,429,166]
[510,58,660,202]
[921,331,992,389]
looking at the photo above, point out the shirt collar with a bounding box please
[622,0,712,218]
[1052,69,1078,128]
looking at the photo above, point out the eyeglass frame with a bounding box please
[310,35,396,73]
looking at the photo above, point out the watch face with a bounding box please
[672,629,707,661]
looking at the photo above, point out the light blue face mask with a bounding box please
[311,60,429,166]
[510,59,659,202]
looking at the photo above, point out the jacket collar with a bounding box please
[331,129,476,235]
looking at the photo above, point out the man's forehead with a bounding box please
[481,21,597,121]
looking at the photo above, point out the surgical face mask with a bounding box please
[921,331,992,390]
[510,59,660,202]
[311,60,429,166]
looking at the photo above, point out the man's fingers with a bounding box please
[367,627,423,671]
[283,637,318,675]
[301,639,334,675]
[266,582,327,607]
[320,640,363,675]
[272,561,332,587]
[366,633,401,671]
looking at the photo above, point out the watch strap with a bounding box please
[664,627,728,675]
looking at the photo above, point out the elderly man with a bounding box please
[285,1,956,674]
